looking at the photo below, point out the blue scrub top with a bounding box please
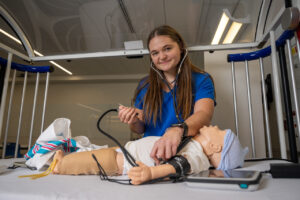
[134,72,215,137]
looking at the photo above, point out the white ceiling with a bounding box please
[0,0,267,77]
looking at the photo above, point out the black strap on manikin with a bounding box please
[96,108,193,185]
[167,155,191,177]
[176,136,193,153]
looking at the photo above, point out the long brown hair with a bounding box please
[133,25,207,125]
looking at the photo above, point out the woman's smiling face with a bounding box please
[149,35,182,75]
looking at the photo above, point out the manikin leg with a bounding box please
[53,148,123,176]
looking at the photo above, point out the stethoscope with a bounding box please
[150,48,188,83]
[150,48,188,123]
[94,49,189,185]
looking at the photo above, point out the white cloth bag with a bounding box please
[25,118,107,170]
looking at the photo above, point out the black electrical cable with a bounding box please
[92,154,132,185]
[95,109,139,185]
[96,109,138,167]
[94,51,192,185]
[95,108,187,185]
[96,107,297,185]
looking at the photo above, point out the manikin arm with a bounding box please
[128,161,176,185]
[53,149,177,185]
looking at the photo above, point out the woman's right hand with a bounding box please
[118,105,145,134]
[118,105,142,125]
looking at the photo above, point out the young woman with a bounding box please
[118,25,215,164]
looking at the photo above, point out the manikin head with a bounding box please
[195,125,248,170]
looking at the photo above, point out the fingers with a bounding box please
[128,168,143,185]
[128,165,143,176]
[150,142,161,165]
[128,161,148,185]
[150,139,171,164]
[150,150,158,165]
[165,143,172,160]
[156,143,166,161]
[171,144,177,158]
[128,111,138,124]
[135,161,144,166]
[150,131,182,164]
[155,141,175,161]
[118,105,138,124]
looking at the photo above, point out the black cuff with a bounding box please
[167,155,191,176]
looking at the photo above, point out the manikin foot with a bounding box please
[52,150,64,174]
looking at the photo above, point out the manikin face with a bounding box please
[148,35,182,76]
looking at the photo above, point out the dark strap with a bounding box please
[176,136,193,153]
[167,155,191,177]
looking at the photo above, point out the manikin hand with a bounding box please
[128,161,152,185]
[150,127,183,165]
[118,105,142,125]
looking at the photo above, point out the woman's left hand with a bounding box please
[150,127,183,165]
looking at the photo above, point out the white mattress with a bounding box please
[0,158,299,200]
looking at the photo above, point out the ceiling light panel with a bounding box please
[223,22,242,44]
[211,12,229,45]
